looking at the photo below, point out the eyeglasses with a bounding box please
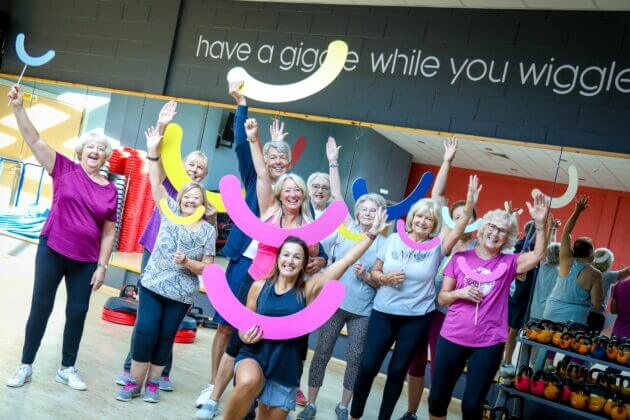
[311,184,330,192]
[487,223,508,237]
[359,207,377,214]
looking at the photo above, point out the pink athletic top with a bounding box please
[440,249,519,347]
[248,217,280,281]
[41,153,118,262]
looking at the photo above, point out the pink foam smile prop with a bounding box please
[455,257,508,282]
[203,264,345,340]
[396,219,441,251]
[219,174,348,246]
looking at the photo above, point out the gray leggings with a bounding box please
[308,308,369,390]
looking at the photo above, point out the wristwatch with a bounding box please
[97,263,108,270]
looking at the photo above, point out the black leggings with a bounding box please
[22,237,95,367]
[123,250,173,375]
[131,286,189,366]
[350,310,433,420]
[428,337,504,420]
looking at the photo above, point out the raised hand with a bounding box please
[157,100,177,127]
[443,137,458,163]
[369,207,389,236]
[504,200,524,217]
[242,324,263,344]
[7,85,23,109]
[466,175,483,208]
[269,118,289,142]
[244,118,259,141]
[526,192,550,226]
[228,80,246,105]
[145,126,162,154]
[575,195,589,214]
[326,136,340,163]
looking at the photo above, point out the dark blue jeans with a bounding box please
[131,286,189,366]
[22,237,95,367]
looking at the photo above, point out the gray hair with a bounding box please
[354,193,386,221]
[592,247,614,272]
[75,130,112,159]
[477,209,519,251]
[405,198,441,238]
[546,242,560,265]
[307,172,330,190]
[263,141,292,163]
[183,151,209,175]
[273,173,312,222]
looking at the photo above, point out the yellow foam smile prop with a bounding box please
[159,199,205,225]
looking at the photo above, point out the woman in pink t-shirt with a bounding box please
[6,85,118,391]
[428,194,550,420]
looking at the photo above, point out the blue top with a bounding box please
[236,281,306,387]
[221,105,260,262]
[529,263,559,320]
[543,260,590,323]
[322,224,384,316]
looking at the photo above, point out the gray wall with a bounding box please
[0,1,628,154]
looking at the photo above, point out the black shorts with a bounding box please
[508,280,533,329]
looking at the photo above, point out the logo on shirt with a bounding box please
[464,268,496,296]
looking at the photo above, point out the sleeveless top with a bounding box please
[529,263,559,320]
[247,216,280,280]
[236,281,307,387]
[543,260,590,323]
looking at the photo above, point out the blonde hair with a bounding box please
[477,209,519,251]
[183,151,209,176]
[592,248,614,272]
[176,182,216,224]
[405,198,441,238]
[273,173,312,222]
[354,193,386,221]
[263,141,292,163]
[75,130,112,160]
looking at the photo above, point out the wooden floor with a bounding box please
[0,235,462,419]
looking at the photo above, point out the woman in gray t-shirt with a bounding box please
[350,175,482,420]
[116,126,216,403]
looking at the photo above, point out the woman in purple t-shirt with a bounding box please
[6,85,118,391]
[428,194,550,420]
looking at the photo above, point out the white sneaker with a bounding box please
[56,366,87,391]
[195,384,214,408]
[7,365,32,387]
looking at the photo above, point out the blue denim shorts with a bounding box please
[234,359,297,412]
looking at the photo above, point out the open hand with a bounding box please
[466,175,483,208]
[157,100,177,127]
[368,208,389,236]
[526,192,550,226]
[443,137,458,163]
[145,126,162,154]
[575,195,589,214]
[326,136,340,164]
[269,118,289,142]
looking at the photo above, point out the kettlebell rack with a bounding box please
[493,337,629,419]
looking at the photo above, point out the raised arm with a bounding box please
[243,118,274,214]
[516,193,550,274]
[8,85,56,173]
[441,175,482,255]
[326,136,351,226]
[306,208,388,301]
[560,196,588,271]
[431,137,457,207]
[151,100,178,184]
[146,126,168,204]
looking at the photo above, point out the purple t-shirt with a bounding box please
[138,179,178,253]
[440,249,519,347]
[612,279,630,338]
[41,153,118,262]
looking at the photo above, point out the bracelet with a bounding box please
[366,231,377,241]
[329,163,338,168]
[147,155,159,161]
[247,137,258,143]
[97,263,108,270]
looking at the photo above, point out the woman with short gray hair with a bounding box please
[6,85,118,390]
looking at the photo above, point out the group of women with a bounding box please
[4,80,624,420]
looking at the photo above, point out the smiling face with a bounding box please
[309,175,331,209]
[183,157,208,183]
[411,209,436,240]
[480,219,510,252]
[265,146,290,180]
[279,177,305,214]
[277,242,306,279]
[81,141,108,171]
[178,187,204,216]
[357,199,378,228]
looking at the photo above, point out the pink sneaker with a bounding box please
[296,388,308,406]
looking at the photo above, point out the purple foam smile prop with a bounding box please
[203,264,345,340]
[219,174,348,247]
[396,219,441,251]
